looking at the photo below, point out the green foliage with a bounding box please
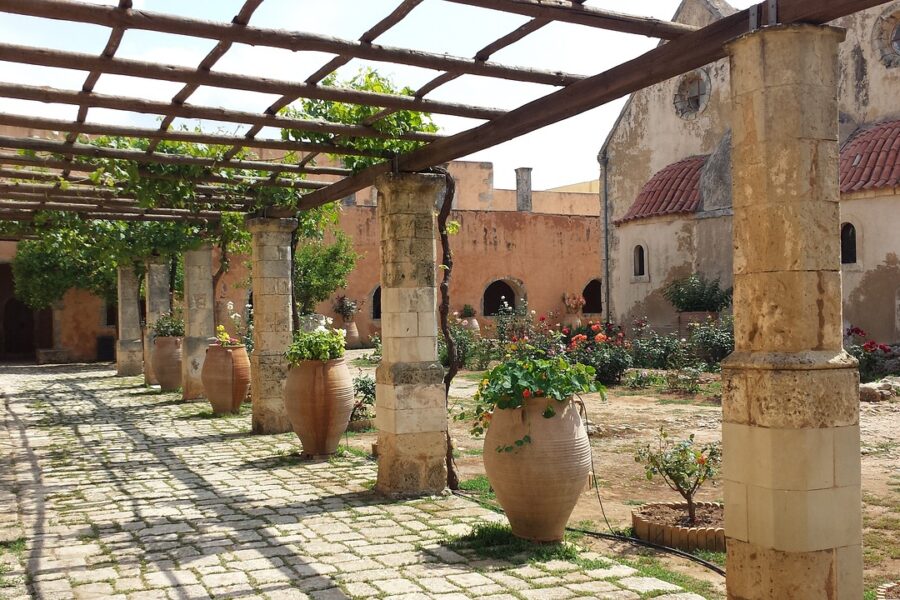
[624,370,666,389]
[333,295,359,321]
[448,523,585,564]
[460,304,476,318]
[563,323,632,385]
[662,274,732,312]
[284,328,346,364]
[293,230,359,315]
[150,311,184,338]
[634,428,722,525]
[665,368,703,394]
[281,68,438,173]
[688,316,734,365]
[630,318,690,370]
[351,373,376,421]
[462,354,599,450]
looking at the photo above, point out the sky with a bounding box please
[0,0,756,190]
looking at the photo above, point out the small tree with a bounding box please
[634,427,722,524]
[292,230,359,315]
[662,274,732,312]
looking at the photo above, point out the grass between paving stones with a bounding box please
[458,475,495,502]
[618,552,719,599]
[179,402,252,420]
[447,522,594,566]
[0,537,25,588]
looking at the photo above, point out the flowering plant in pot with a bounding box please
[562,292,585,329]
[150,311,184,392]
[333,295,362,349]
[462,350,600,542]
[458,303,480,334]
[201,303,251,415]
[283,323,353,457]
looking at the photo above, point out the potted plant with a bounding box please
[348,373,375,432]
[333,295,362,349]
[459,304,480,334]
[150,311,184,392]
[632,428,724,551]
[283,322,353,457]
[562,292,586,329]
[464,352,599,541]
[201,304,251,415]
[662,274,732,336]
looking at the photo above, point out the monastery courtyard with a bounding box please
[0,363,719,600]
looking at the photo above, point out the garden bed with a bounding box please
[632,502,725,552]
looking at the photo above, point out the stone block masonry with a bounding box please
[115,265,142,376]
[722,24,862,599]
[143,255,170,386]
[182,245,216,400]
[375,172,448,496]
[247,216,297,434]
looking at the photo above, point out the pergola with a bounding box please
[0,1,888,598]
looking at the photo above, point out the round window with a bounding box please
[673,70,711,120]
[873,9,900,67]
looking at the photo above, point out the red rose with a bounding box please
[591,324,601,332]
[522,389,532,399]
[562,328,570,335]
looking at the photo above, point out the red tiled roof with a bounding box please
[840,119,900,194]
[617,155,707,224]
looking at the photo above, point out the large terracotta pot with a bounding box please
[483,396,591,542]
[562,312,583,330]
[462,317,481,335]
[284,358,354,457]
[343,320,362,349]
[152,336,183,392]
[201,344,250,414]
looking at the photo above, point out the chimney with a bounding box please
[515,167,532,212]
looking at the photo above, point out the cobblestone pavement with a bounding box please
[1,364,703,600]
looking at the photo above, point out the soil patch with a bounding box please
[885,582,900,599]
[637,503,723,528]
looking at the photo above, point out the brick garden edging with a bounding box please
[876,581,900,599]
[631,501,725,552]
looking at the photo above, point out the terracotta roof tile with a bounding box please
[617,155,707,224]
[840,119,900,194]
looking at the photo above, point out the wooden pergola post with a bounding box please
[182,244,215,400]
[115,264,142,376]
[374,172,448,496]
[143,255,170,386]
[723,24,862,599]
[246,216,297,434]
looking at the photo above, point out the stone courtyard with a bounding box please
[0,364,705,600]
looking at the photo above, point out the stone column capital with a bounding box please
[376,172,446,212]
[245,216,298,234]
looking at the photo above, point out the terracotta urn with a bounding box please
[152,336,183,392]
[483,396,591,542]
[462,317,481,334]
[562,311,583,330]
[343,320,362,349]
[201,344,250,414]
[284,358,354,457]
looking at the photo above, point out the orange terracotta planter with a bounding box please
[483,397,591,542]
[201,344,250,414]
[152,336,182,392]
[343,321,362,349]
[284,358,354,457]
[631,502,725,552]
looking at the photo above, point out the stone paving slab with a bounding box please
[0,364,701,599]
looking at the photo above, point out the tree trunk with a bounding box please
[686,495,696,525]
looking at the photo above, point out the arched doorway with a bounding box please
[483,280,517,316]
[3,297,35,356]
[582,279,603,314]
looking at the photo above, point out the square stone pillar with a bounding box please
[116,265,143,376]
[182,245,215,400]
[247,216,297,434]
[374,172,447,497]
[143,256,171,386]
[723,25,862,599]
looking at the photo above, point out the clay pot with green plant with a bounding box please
[150,311,184,392]
[283,325,353,457]
[202,313,251,415]
[459,304,480,334]
[334,295,362,349]
[461,352,600,542]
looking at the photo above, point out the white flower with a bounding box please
[226,301,234,312]
[530,310,536,315]
[325,316,334,326]
[462,319,469,326]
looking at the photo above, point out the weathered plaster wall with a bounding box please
[841,190,900,341]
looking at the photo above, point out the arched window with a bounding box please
[841,223,857,265]
[371,286,382,320]
[483,280,516,316]
[582,279,603,314]
[634,245,646,277]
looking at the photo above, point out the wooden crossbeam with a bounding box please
[0,43,503,122]
[0,208,218,223]
[0,197,232,218]
[0,0,583,87]
[444,0,697,39]
[0,185,251,209]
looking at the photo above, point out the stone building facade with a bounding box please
[603,0,900,342]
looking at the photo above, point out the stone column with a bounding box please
[723,25,861,599]
[143,256,171,386]
[116,265,143,376]
[247,216,297,434]
[182,245,215,400]
[374,172,447,496]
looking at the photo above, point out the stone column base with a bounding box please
[116,339,143,376]
[182,337,211,400]
[376,431,447,497]
[251,354,291,434]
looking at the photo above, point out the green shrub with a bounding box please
[567,341,633,385]
[662,274,732,312]
[284,328,345,364]
[351,374,375,421]
[688,316,734,365]
[624,370,666,389]
[665,368,703,394]
[150,311,184,337]
[293,230,358,315]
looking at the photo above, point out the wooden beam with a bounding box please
[0,198,229,218]
[298,0,892,209]
[0,43,504,121]
[0,188,250,211]
[444,0,697,39]
[0,135,351,177]
[0,82,441,145]
[0,208,219,223]
[0,0,583,87]
[0,112,391,159]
